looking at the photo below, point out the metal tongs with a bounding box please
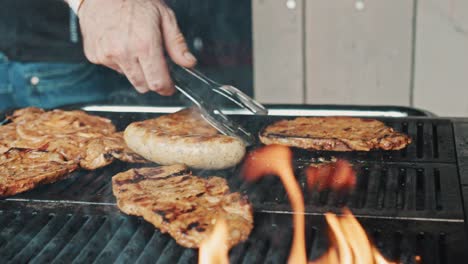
[168,62,268,146]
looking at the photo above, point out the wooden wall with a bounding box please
[252,0,468,116]
[252,0,305,103]
[413,0,468,116]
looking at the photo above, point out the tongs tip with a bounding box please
[170,62,266,146]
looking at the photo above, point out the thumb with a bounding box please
[160,8,197,68]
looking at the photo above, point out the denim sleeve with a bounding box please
[4,61,132,110]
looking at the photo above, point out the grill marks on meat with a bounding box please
[14,107,115,139]
[124,108,246,169]
[0,123,18,154]
[80,132,148,170]
[0,107,147,169]
[0,107,148,197]
[260,117,411,151]
[112,165,253,248]
[0,149,77,197]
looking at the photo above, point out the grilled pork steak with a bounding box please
[0,107,146,170]
[0,123,17,154]
[124,108,246,169]
[81,132,148,170]
[112,165,253,248]
[0,149,78,197]
[260,117,411,151]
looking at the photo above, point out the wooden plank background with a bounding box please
[252,0,305,103]
[414,0,468,117]
[305,0,413,106]
[252,0,468,116]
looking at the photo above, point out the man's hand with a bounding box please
[78,0,196,95]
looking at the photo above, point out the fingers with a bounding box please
[80,2,191,95]
[118,57,149,94]
[137,24,175,96]
[160,7,197,68]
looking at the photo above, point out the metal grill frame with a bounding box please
[1,104,468,263]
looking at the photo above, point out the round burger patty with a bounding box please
[124,108,246,169]
[260,116,412,151]
[112,164,253,248]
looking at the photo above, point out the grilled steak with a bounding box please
[2,107,116,152]
[124,108,246,169]
[0,107,146,170]
[0,123,17,154]
[80,132,148,170]
[260,117,411,151]
[0,149,78,197]
[112,165,253,248]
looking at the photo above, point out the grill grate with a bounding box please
[10,162,463,220]
[0,209,465,264]
[240,164,463,219]
[88,112,456,163]
[285,119,456,163]
[1,109,466,263]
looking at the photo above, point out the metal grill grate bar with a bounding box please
[31,215,89,264]
[362,168,378,209]
[134,230,170,263]
[176,249,197,264]
[0,210,466,263]
[94,218,139,263]
[51,216,107,263]
[114,221,154,263]
[0,213,28,248]
[11,214,70,263]
[72,217,124,263]
[154,239,185,264]
[0,214,51,261]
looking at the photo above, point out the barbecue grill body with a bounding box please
[1,105,467,263]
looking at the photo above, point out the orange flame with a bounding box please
[242,145,307,264]
[311,209,395,264]
[198,219,229,264]
[242,145,394,264]
[306,160,356,192]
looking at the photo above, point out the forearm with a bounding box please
[63,0,84,14]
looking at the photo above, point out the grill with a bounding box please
[1,105,468,263]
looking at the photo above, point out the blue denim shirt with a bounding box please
[0,52,132,111]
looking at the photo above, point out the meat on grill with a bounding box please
[124,108,246,169]
[259,117,411,151]
[112,164,253,248]
[0,149,78,197]
[0,107,147,169]
[80,132,148,170]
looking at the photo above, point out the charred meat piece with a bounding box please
[260,117,411,151]
[0,149,78,197]
[112,164,253,248]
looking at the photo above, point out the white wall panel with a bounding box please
[414,0,468,117]
[305,0,413,106]
[252,0,305,103]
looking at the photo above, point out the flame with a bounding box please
[242,145,394,264]
[200,146,395,264]
[311,209,395,264]
[242,145,307,264]
[199,219,229,264]
[306,160,356,192]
